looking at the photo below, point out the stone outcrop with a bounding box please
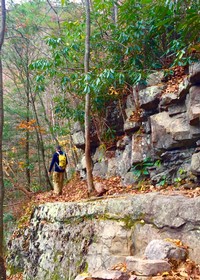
[191,152,200,175]
[7,194,200,279]
[144,239,187,261]
[125,257,171,276]
[189,62,200,84]
[74,62,200,186]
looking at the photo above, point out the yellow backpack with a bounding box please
[57,152,67,170]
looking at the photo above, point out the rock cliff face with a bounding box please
[74,62,200,186]
[7,63,200,279]
[7,194,200,279]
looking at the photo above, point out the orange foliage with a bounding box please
[18,137,27,147]
[17,119,36,131]
[108,86,120,96]
[18,161,25,169]
[17,119,46,134]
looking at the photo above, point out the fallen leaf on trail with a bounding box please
[111,262,127,272]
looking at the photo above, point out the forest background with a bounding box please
[1,0,200,260]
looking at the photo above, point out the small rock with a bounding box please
[74,274,88,280]
[91,269,130,280]
[126,256,171,276]
[94,182,107,195]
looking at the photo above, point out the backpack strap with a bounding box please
[56,151,61,169]
[57,151,65,156]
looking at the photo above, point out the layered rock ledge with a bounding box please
[7,193,200,279]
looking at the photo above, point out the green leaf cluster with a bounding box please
[131,157,161,180]
[29,0,200,140]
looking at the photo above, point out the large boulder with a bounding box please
[131,134,152,164]
[107,157,118,177]
[187,86,200,125]
[126,257,171,276]
[168,102,186,116]
[139,85,165,111]
[71,122,85,149]
[144,239,187,261]
[189,62,200,85]
[116,136,131,150]
[124,120,141,134]
[159,93,178,111]
[191,152,200,176]
[150,111,199,152]
[177,77,190,100]
[149,149,194,184]
[146,71,165,86]
[105,100,125,135]
[115,141,132,176]
[93,160,108,177]
[122,171,138,186]
[7,194,200,279]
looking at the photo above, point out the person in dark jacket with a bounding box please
[48,145,66,195]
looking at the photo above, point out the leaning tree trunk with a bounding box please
[84,0,94,194]
[0,0,6,278]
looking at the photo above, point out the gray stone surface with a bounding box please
[191,152,200,176]
[116,136,131,150]
[107,157,118,177]
[72,130,85,148]
[139,85,165,110]
[122,172,138,186]
[91,270,130,280]
[72,121,83,133]
[74,275,88,280]
[168,102,186,116]
[146,71,164,87]
[177,77,190,100]
[189,62,200,84]
[187,86,200,125]
[144,239,187,261]
[116,142,132,176]
[93,160,108,177]
[150,111,200,151]
[74,275,90,280]
[94,182,107,194]
[131,134,151,164]
[124,120,141,134]
[125,257,171,276]
[74,61,200,186]
[7,194,200,279]
[159,93,178,110]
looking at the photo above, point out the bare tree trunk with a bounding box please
[25,71,31,190]
[38,93,59,143]
[68,120,79,167]
[37,142,42,186]
[113,2,118,25]
[0,0,6,277]
[84,0,94,194]
[30,92,53,190]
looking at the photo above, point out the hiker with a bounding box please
[48,145,67,195]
